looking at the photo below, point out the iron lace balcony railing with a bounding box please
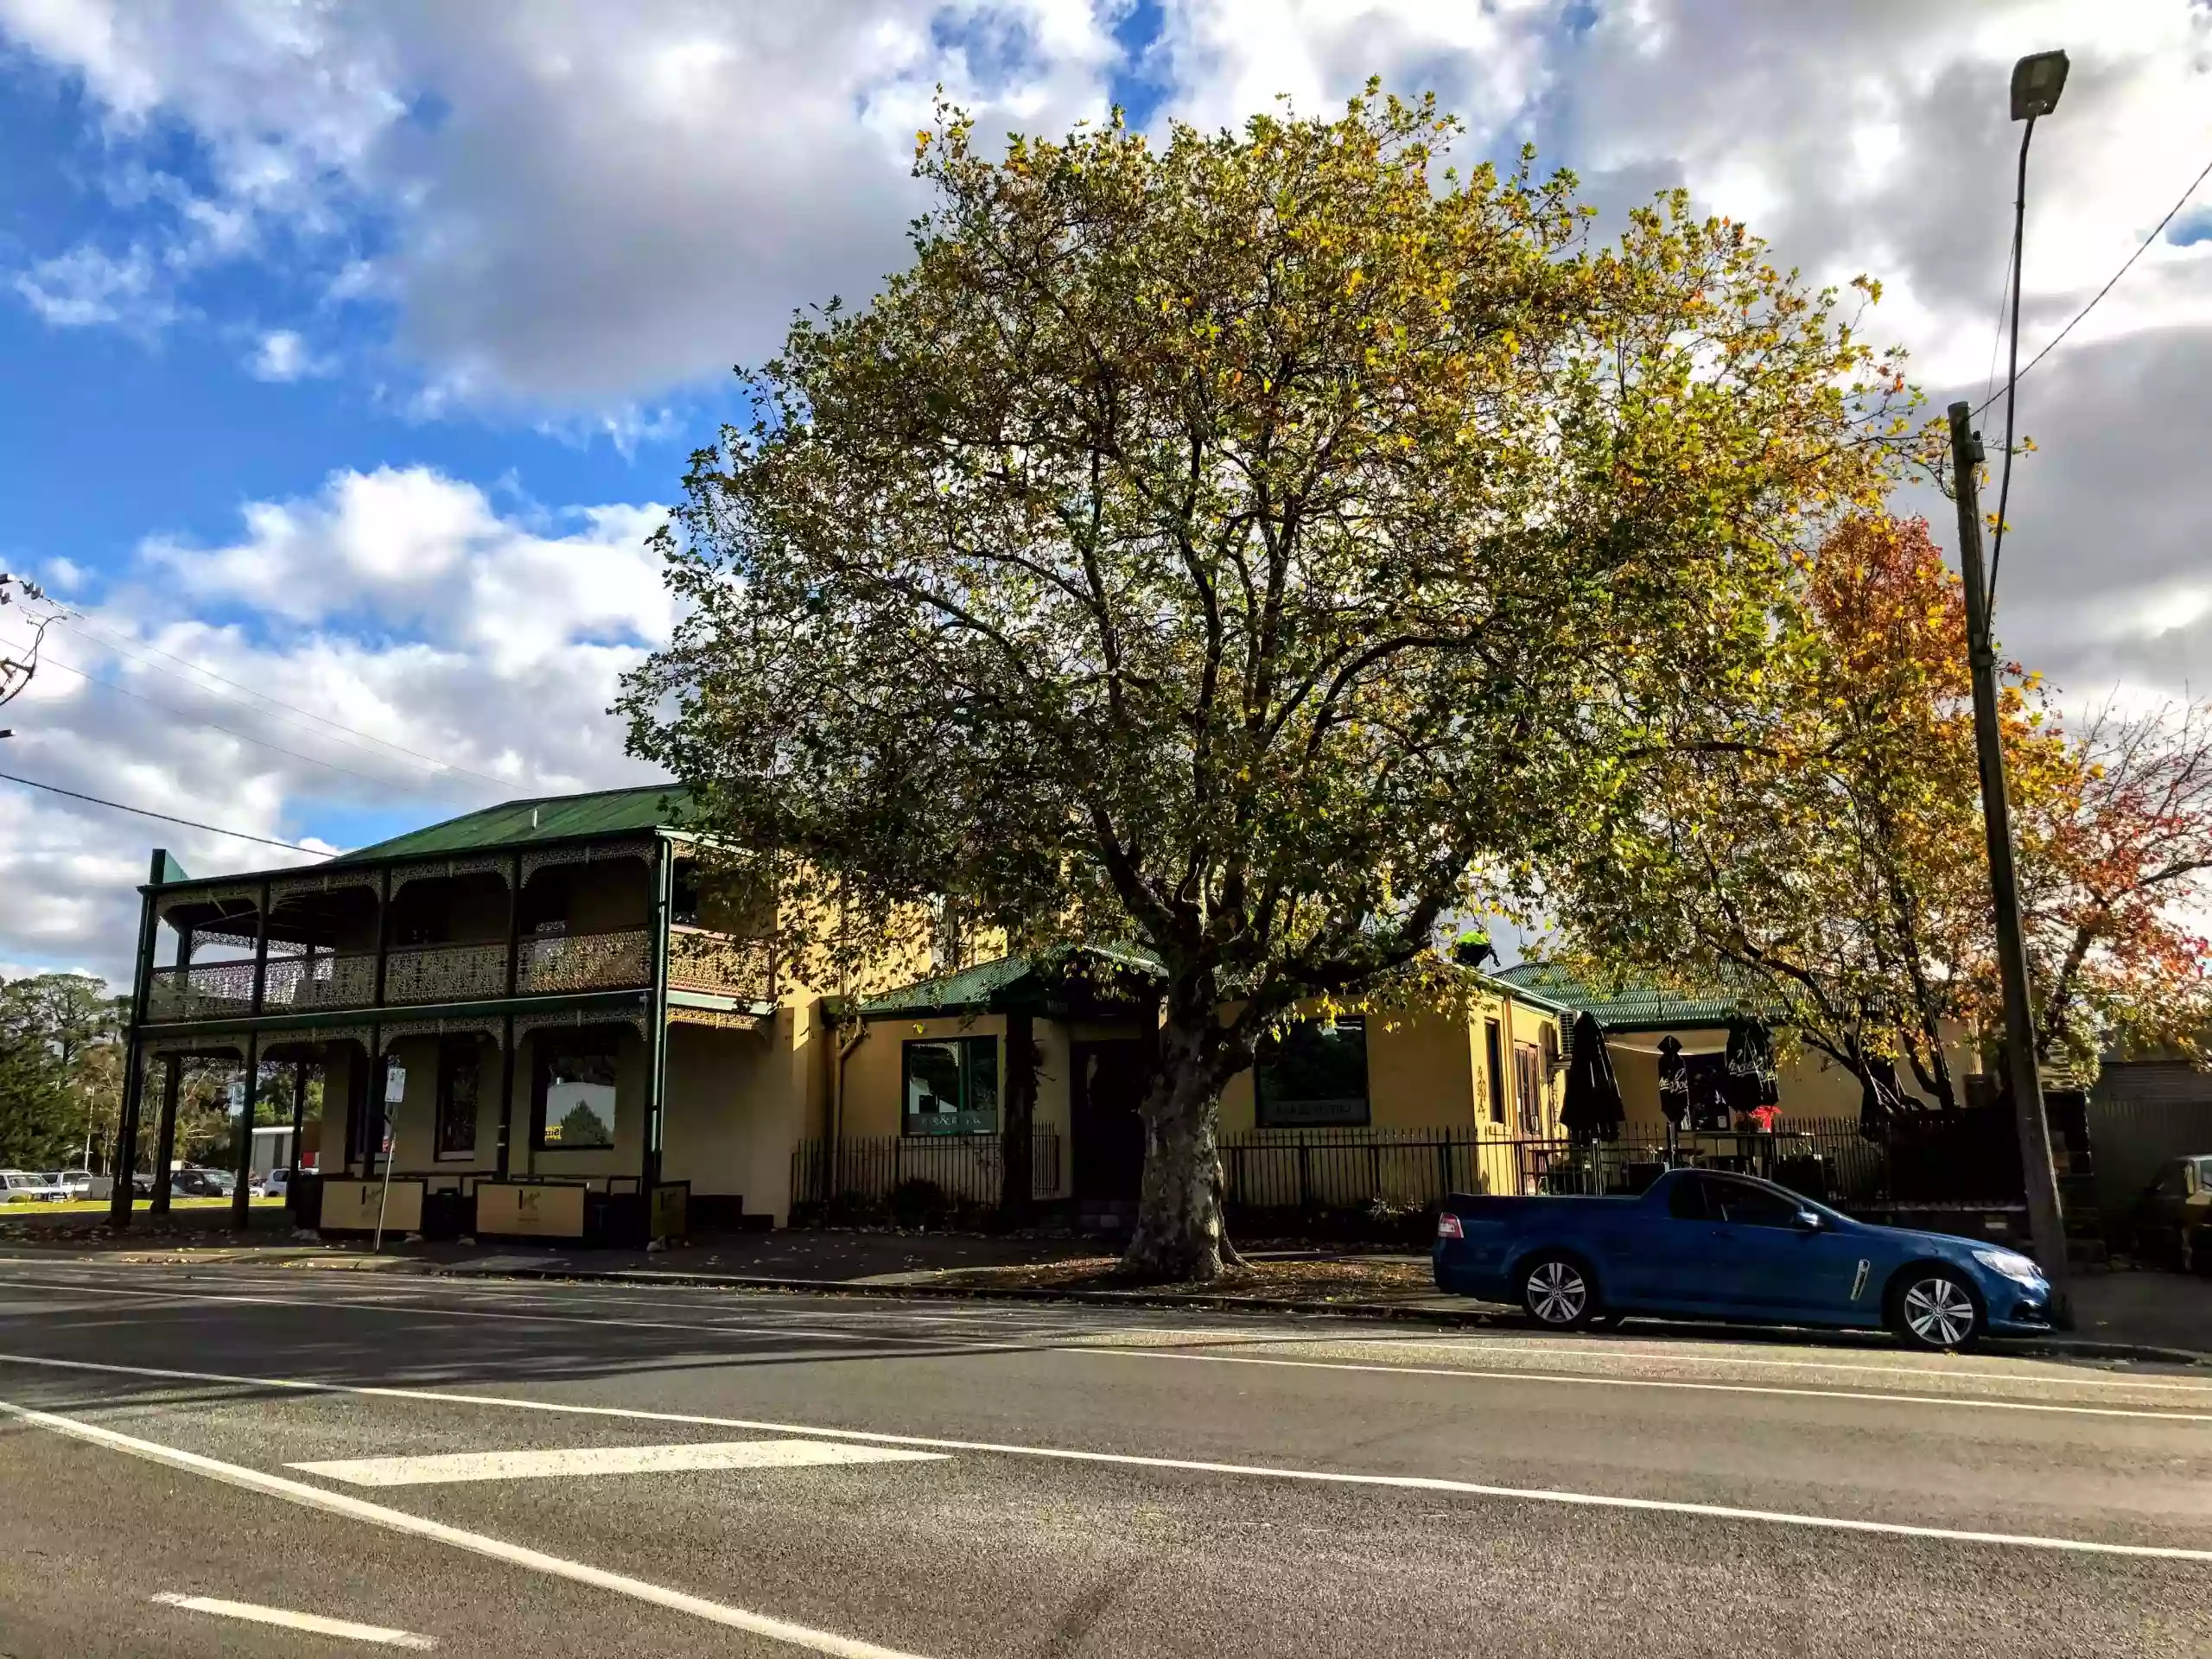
[518,927,653,995]
[665,927,772,1003]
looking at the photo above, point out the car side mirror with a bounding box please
[1793,1209,1821,1231]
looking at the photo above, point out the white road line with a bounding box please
[151,1592,437,1649]
[0,1395,932,1659]
[1082,1347,2212,1422]
[3,1351,2207,1563]
[1369,1336,2212,1393]
[292,1439,946,1486]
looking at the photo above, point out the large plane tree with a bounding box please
[621,89,1916,1281]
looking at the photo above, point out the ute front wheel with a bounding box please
[1890,1268,1983,1351]
[1520,1253,1599,1332]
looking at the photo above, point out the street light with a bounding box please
[2009,49,2070,120]
[1945,48,2073,1320]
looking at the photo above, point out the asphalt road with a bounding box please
[0,1255,2206,1657]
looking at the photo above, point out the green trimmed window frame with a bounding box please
[901,1036,999,1136]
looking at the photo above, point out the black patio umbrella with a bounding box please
[1656,1034,1689,1130]
[1559,1012,1625,1142]
[1723,1016,1779,1116]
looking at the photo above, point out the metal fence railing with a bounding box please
[793,1129,1065,1208]
[1217,1117,1898,1214]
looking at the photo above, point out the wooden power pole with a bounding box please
[1948,400,2071,1322]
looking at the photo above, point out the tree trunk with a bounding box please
[1122,999,1234,1283]
[999,1009,1038,1229]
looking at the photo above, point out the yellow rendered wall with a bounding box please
[660,1020,774,1203]
[840,1014,1007,1141]
[836,1012,1084,1199]
[378,1034,503,1175]
[321,1044,357,1173]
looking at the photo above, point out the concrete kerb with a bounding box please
[407,1262,2212,1367]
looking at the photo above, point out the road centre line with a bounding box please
[4,1351,2208,1563]
[1,1395,932,1659]
[4,1270,2197,1406]
[1082,1347,2212,1422]
[151,1592,437,1649]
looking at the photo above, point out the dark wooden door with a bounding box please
[1071,1040,1150,1202]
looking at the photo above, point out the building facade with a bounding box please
[112,787,1593,1240]
[111,786,825,1239]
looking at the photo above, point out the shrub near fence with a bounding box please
[792,1129,1064,1209]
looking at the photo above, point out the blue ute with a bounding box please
[1433,1166,2053,1350]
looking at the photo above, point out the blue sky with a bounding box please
[0,0,2206,980]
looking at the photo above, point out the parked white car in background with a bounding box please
[257,1167,290,1200]
[2,1170,67,1203]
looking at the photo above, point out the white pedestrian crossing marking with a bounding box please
[152,1593,437,1649]
[289,1438,947,1486]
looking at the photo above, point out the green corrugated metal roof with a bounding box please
[861,944,1165,1018]
[1491,962,1747,1030]
[329,784,696,864]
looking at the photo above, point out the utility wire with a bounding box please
[1973,145,2212,420]
[1979,233,2016,416]
[20,642,439,792]
[54,614,514,792]
[1988,116,2037,607]
[0,768,334,856]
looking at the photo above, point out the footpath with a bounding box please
[3,1204,2204,1365]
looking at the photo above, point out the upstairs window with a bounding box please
[902,1037,998,1135]
[1256,1016,1369,1128]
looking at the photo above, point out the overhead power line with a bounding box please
[1973,146,2212,418]
[19,641,437,793]
[54,614,515,793]
[0,768,334,856]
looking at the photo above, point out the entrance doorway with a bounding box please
[1071,1040,1150,1203]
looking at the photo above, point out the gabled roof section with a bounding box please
[860,944,1165,1020]
[1491,962,1749,1032]
[329,784,696,864]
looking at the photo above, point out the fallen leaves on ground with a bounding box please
[935,1255,1435,1301]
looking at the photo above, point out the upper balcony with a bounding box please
[143,842,772,1026]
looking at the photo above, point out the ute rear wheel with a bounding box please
[1519,1253,1599,1332]
[1890,1268,1983,1351]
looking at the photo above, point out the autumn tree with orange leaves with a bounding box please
[1552,511,2212,1103]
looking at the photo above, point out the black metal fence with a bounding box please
[792,1129,1064,1207]
[1219,1117,1900,1215]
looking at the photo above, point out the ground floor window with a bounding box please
[435,1037,481,1158]
[902,1037,998,1135]
[1256,1016,1369,1128]
[534,1028,620,1150]
[1513,1040,1543,1134]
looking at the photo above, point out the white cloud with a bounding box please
[1,0,1122,404]
[11,243,170,329]
[245,328,333,382]
[1154,0,1556,142]
[0,467,672,978]
[3,0,2209,979]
